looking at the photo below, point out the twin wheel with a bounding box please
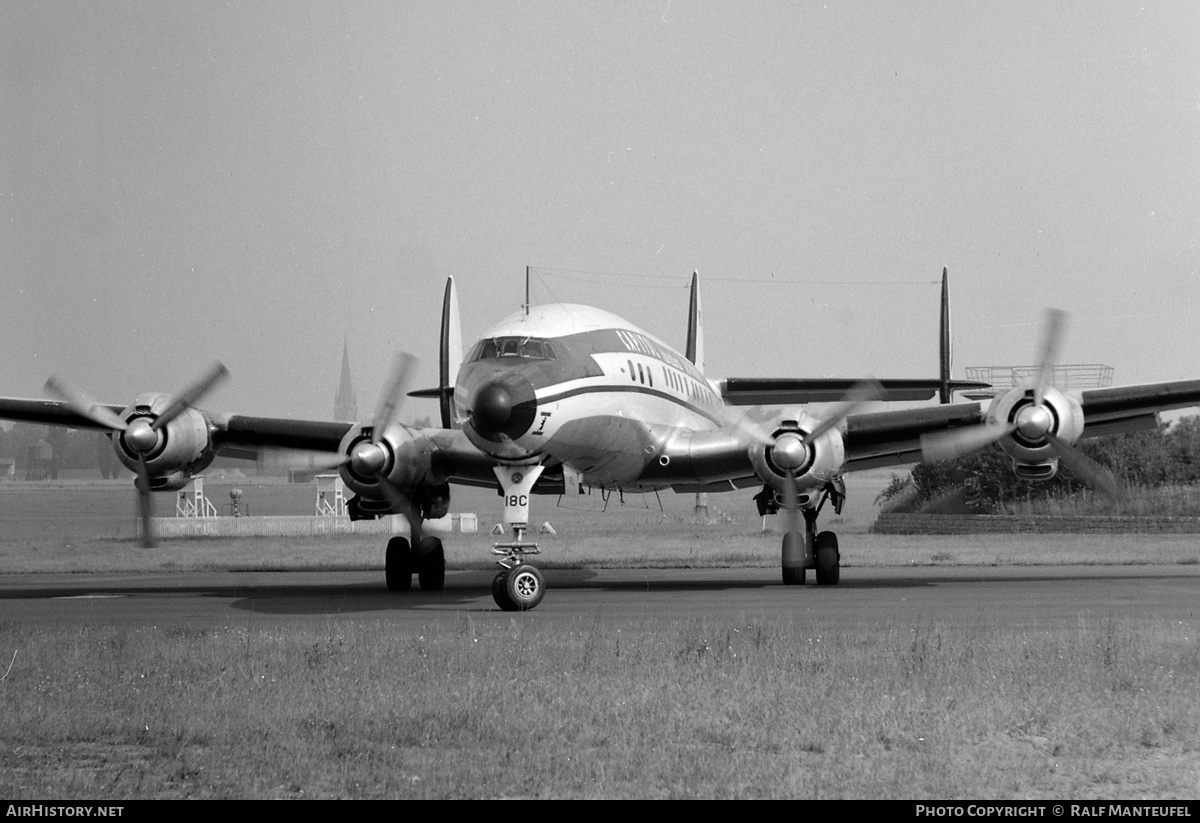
[781,530,840,586]
[491,564,545,611]
[385,535,446,592]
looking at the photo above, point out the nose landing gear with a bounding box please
[490,464,546,611]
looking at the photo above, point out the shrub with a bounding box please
[878,416,1200,514]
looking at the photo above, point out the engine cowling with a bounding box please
[747,408,845,508]
[336,420,435,512]
[987,385,1085,480]
[113,393,216,486]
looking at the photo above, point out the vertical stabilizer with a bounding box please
[939,267,952,404]
[685,270,705,374]
[439,277,463,429]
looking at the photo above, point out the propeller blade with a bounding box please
[257,448,350,473]
[920,422,1017,463]
[372,353,419,445]
[801,378,886,445]
[152,362,229,431]
[1045,433,1121,502]
[717,404,774,448]
[44,377,128,431]
[1033,309,1066,406]
[134,455,156,548]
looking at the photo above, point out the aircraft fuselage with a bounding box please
[456,303,728,488]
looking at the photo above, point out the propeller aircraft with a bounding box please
[4,269,1200,611]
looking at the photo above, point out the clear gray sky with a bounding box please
[2,2,1197,421]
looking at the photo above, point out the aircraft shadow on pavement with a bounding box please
[5,567,1188,619]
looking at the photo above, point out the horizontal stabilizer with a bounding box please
[407,386,450,399]
[718,377,991,406]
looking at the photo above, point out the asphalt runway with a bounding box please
[2,565,1199,629]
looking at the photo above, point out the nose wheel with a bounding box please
[492,562,545,611]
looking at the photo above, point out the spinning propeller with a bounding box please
[345,352,426,544]
[727,378,886,545]
[44,362,229,548]
[918,309,1119,500]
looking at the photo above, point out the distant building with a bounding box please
[25,439,55,480]
[333,338,359,422]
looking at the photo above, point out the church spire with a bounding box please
[334,338,358,421]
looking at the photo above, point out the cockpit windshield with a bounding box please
[470,336,558,362]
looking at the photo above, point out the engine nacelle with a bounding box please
[748,408,845,508]
[337,420,435,511]
[113,393,216,482]
[987,384,1085,480]
[139,472,196,492]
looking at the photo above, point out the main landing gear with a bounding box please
[766,480,843,587]
[385,535,446,592]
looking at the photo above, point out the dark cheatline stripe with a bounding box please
[536,383,726,428]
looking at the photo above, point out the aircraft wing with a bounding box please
[842,378,1200,472]
[0,397,125,430]
[217,416,498,483]
[0,398,359,454]
[718,377,990,405]
[0,397,500,486]
[212,414,353,453]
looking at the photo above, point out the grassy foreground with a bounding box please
[3,477,1199,798]
[1,616,1197,799]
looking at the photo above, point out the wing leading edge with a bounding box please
[719,377,991,405]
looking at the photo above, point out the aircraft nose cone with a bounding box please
[470,376,537,441]
[473,383,513,431]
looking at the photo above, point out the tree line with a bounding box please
[878,416,1200,513]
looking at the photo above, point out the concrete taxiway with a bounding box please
[1,565,1198,629]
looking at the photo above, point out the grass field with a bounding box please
[2,473,1199,798]
[1,616,1197,799]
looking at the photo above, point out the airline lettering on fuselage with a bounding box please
[608,329,718,409]
[612,329,699,379]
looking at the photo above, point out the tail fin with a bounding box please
[939,267,952,404]
[686,270,705,374]
[439,276,463,429]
